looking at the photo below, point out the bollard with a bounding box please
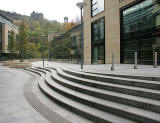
[111,53,114,71]
[134,52,137,69]
[154,52,157,68]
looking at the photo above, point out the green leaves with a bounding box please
[17,21,29,61]
[8,30,16,60]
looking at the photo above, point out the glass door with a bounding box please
[93,46,98,63]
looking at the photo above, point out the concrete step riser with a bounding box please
[38,82,111,123]
[46,78,159,123]
[71,70,160,90]
[29,69,110,123]
[31,68,47,75]
[25,69,42,76]
[58,71,160,101]
[36,67,52,73]
[28,68,160,123]
[86,72,160,81]
[63,69,160,90]
[53,72,160,113]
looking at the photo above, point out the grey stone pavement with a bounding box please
[0,61,159,123]
[0,63,92,123]
[33,61,160,77]
[0,64,49,123]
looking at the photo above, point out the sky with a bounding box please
[0,0,83,23]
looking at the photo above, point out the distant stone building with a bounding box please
[31,11,44,20]
[64,17,68,23]
[48,32,63,42]
[0,12,18,60]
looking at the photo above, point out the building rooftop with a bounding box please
[0,12,14,23]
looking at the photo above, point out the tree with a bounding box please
[17,21,28,61]
[75,16,81,24]
[8,30,16,61]
[65,21,77,31]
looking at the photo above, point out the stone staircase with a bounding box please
[25,67,160,123]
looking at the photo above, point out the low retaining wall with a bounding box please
[10,62,32,68]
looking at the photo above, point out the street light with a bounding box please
[42,34,50,61]
[47,34,50,61]
[76,2,87,69]
[41,34,48,67]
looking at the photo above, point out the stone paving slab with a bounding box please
[0,64,49,123]
[32,61,160,77]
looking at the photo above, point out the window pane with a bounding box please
[91,0,104,17]
[91,18,105,64]
[121,0,160,64]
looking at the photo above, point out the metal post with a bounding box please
[134,52,137,69]
[48,34,50,61]
[80,8,83,69]
[111,53,114,71]
[154,52,157,68]
[43,48,44,67]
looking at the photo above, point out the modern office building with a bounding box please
[50,24,81,62]
[0,12,18,60]
[83,0,160,64]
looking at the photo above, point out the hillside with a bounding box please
[0,10,27,20]
[0,10,78,59]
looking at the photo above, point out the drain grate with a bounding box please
[23,70,71,123]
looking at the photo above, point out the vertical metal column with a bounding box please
[80,8,83,69]
[111,53,114,71]
[48,34,50,61]
[43,48,44,67]
[154,52,157,68]
[134,52,137,69]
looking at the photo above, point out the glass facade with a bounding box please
[121,0,160,64]
[91,18,105,64]
[0,23,2,52]
[91,0,104,16]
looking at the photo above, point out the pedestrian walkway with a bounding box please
[0,64,49,123]
[32,61,160,77]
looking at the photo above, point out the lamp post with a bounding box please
[42,34,50,61]
[42,47,44,67]
[76,2,87,69]
[48,34,50,61]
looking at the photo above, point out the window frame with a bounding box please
[91,0,105,17]
[91,17,105,64]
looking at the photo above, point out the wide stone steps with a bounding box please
[56,68,160,101]
[26,67,160,123]
[81,71,160,81]
[51,68,160,113]
[62,68,160,90]
[29,68,134,123]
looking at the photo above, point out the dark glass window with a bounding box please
[0,23,2,52]
[91,0,104,17]
[121,0,160,64]
[8,31,12,45]
[91,18,105,64]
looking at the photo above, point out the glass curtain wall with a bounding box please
[121,0,160,64]
[0,23,2,53]
[91,18,105,64]
[91,0,104,16]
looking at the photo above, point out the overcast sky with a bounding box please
[0,0,83,22]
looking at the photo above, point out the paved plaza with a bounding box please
[0,64,49,123]
[0,61,160,123]
[33,61,160,77]
[0,63,92,123]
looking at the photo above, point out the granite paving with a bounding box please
[32,61,160,77]
[0,63,49,123]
